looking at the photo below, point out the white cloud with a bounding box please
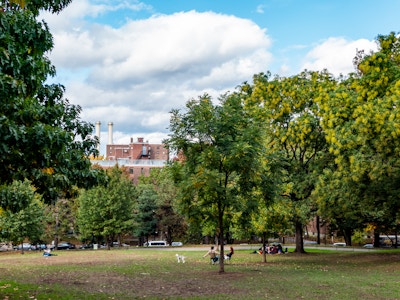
[41,3,273,155]
[38,1,389,157]
[301,37,378,76]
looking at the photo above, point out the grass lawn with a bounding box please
[0,246,399,299]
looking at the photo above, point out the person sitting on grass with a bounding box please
[226,246,234,258]
[203,246,219,264]
[43,248,56,257]
[225,246,234,261]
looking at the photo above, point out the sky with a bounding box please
[39,0,400,155]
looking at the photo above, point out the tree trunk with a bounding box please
[218,207,225,273]
[343,229,352,246]
[373,232,380,248]
[106,235,111,250]
[294,221,306,253]
[316,215,321,244]
[262,232,267,263]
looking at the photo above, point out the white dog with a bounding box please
[175,253,185,263]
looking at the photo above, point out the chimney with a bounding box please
[108,122,113,145]
[95,121,101,153]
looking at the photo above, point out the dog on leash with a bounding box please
[175,253,185,263]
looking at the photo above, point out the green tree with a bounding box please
[43,197,78,247]
[316,32,400,244]
[1,0,72,13]
[249,71,337,253]
[77,166,137,249]
[0,0,102,204]
[0,180,45,253]
[134,185,158,246]
[248,200,292,262]
[138,168,187,245]
[165,91,265,273]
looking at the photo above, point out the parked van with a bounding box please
[145,241,168,247]
[378,235,400,248]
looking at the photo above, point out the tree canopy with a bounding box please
[77,166,137,248]
[247,70,338,252]
[165,91,266,272]
[0,0,102,203]
[316,32,400,243]
[0,180,45,253]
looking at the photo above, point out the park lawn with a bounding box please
[0,247,399,299]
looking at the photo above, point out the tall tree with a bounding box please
[0,0,102,204]
[0,180,45,253]
[165,91,265,273]
[317,32,400,242]
[249,71,337,253]
[77,166,137,249]
[138,168,187,245]
[133,185,159,246]
[43,197,79,247]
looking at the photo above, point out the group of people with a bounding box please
[256,243,285,255]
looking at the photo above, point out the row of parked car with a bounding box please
[9,241,184,251]
[13,242,76,251]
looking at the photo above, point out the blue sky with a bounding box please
[40,0,399,155]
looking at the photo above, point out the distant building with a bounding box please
[91,122,169,183]
[106,137,168,161]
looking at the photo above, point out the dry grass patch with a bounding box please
[0,248,399,299]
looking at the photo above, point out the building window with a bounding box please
[129,168,134,174]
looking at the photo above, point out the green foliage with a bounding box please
[1,0,73,15]
[134,184,158,243]
[42,197,78,243]
[0,180,45,248]
[249,200,293,239]
[165,91,266,271]
[316,32,400,238]
[0,1,103,204]
[138,168,187,244]
[249,70,338,252]
[77,166,137,245]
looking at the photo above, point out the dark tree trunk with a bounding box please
[373,232,380,248]
[262,232,267,263]
[294,221,306,253]
[343,229,352,246]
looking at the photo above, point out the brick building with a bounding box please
[91,122,169,183]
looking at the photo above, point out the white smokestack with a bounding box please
[95,121,101,153]
[108,122,113,145]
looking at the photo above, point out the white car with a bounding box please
[332,242,346,247]
[171,242,183,247]
[14,243,35,251]
[145,241,168,247]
